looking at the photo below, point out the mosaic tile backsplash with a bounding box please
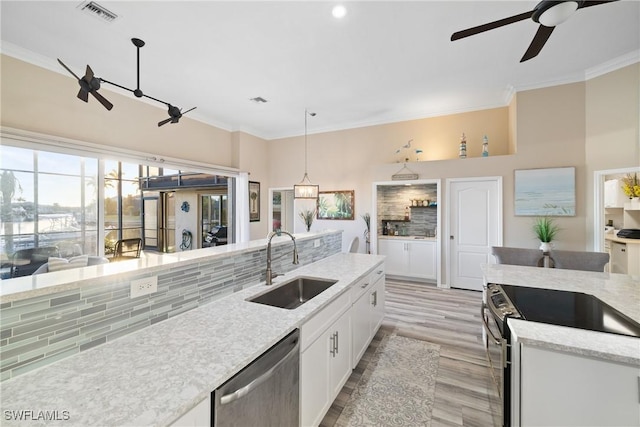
[0,232,342,381]
[378,184,438,236]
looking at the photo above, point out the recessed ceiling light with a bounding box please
[332,4,347,19]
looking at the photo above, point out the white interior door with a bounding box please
[448,177,502,291]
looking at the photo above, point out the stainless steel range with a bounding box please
[482,283,640,427]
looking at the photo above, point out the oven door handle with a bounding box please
[482,303,509,369]
[481,303,502,345]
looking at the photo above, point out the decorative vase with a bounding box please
[539,242,552,253]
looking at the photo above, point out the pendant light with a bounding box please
[294,109,319,199]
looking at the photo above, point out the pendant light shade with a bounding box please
[294,109,319,199]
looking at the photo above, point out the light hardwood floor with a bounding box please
[321,278,502,427]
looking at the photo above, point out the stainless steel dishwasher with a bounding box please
[212,329,299,427]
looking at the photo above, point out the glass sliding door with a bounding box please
[143,197,159,250]
[201,193,228,247]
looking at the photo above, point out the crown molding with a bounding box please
[584,50,640,81]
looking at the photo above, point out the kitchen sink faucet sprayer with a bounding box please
[266,230,299,285]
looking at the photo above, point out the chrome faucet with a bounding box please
[266,230,299,285]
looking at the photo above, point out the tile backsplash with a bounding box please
[0,232,342,381]
[377,184,437,236]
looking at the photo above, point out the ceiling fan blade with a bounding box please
[579,0,619,9]
[182,107,197,115]
[90,90,113,111]
[84,65,95,82]
[520,24,555,62]
[451,10,533,41]
[77,88,89,103]
[158,117,173,127]
[57,59,81,81]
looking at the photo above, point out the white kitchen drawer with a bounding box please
[351,264,385,301]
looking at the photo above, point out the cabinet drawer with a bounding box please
[301,290,350,352]
[371,263,385,284]
[351,264,385,301]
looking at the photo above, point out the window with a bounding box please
[0,146,98,265]
[1,133,240,277]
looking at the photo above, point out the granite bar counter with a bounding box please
[482,264,640,366]
[0,252,385,426]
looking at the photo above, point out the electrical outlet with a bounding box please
[314,239,321,248]
[130,276,158,298]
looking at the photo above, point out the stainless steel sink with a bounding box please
[248,276,338,309]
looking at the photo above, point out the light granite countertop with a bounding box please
[482,264,640,366]
[0,252,385,426]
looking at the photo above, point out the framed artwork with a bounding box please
[317,190,355,220]
[249,181,260,222]
[514,167,575,216]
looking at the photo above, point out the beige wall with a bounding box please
[584,63,640,246]
[2,53,638,256]
[1,55,235,168]
[233,131,271,238]
[268,108,509,249]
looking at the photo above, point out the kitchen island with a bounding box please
[482,264,640,427]
[0,252,385,426]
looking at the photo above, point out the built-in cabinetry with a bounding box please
[604,179,629,208]
[608,237,640,276]
[300,263,385,427]
[516,344,639,427]
[351,267,385,368]
[378,238,436,280]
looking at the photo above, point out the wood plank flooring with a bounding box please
[320,278,502,427]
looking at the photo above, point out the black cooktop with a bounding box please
[501,285,640,338]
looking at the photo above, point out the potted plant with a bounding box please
[533,216,560,252]
[299,209,316,232]
[361,213,371,254]
[621,173,640,201]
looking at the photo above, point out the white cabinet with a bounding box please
[378,238,436,280]
[610,241,628,274]
[604,179,628,208]
[170,395,210,427]
[519,345,640,427]
[351,267,385,368]
[300,262,386,427]
[609,240,640,275]
[301,293,352,427]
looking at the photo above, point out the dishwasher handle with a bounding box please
[219,337,299,406]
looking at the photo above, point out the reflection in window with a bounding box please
[1,142,235,278]
[104,161,143,255]
[0,146,98,277]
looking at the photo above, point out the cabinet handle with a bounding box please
[329,334,336,357]
[371,290,377,307]
[376,270,383,275]
[361,282,369,289]
[335,331,339,354]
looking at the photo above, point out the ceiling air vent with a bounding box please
[77,1,118,23]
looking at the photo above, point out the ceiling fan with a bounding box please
[451,0,620,62]
[57,38,196,126]
[158,105,197,127]
[57,59,113,110]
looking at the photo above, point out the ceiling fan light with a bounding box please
[536,1,579,27]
